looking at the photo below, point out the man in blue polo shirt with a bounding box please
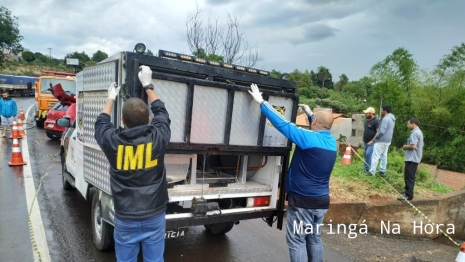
[398,117,424,201]
[248,84,337,262]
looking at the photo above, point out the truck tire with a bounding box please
[46,131,61,140]
[204,222,235,235]
[91,191,114,251]
[61,153,74,190]
[36,119,44,128]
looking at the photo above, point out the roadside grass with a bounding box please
[290,145,454,202]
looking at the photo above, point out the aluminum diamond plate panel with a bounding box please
[82,91,108,146]
[190,85,228,144]
[169,185,272,197]
[152,79,187,142]
[83,61,117,91]
[84,146,111,194]
[263,96,293,147]
[229,91,261,146]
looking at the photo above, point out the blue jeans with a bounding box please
[363,142,375,171]
[114,213,166,262]
[286,206,327,262]
[369,142,390,175]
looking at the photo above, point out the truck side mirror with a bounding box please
[56,117,71,127]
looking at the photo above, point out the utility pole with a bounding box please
[48,48,52,70]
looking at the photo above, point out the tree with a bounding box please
[34,52,49,63]
[335,74,349,91]
[310,70,318,86]
[270,69,282,79]
[21,50,35,63]
[316,66,333,88]
[342,81,365,98]
[193,48,224,62]
[369,47,418,148]
[436,43,465,89]
[288,69,313,90]
[0,7,23,68]
[146,49,154,56]
[186,5,258,67]
[65,51,90,71]
[91,50,108,62]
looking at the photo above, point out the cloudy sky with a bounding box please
[3,0,465,80]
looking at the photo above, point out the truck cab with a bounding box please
[35,70,76,127]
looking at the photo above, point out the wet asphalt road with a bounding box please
[0,97,460,262]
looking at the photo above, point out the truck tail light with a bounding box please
[246,196,270,207]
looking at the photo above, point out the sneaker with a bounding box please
[378,172,386,177]
[397,195,413,201]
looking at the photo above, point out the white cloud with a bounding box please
[3,0,465,80]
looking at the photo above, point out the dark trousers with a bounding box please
[404,161,419,199]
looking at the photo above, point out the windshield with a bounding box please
[40,79,76,95]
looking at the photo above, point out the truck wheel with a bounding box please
[204,222,235,235]
[61,153,73,190]
[91,191,114,251]
[46,131,61,140]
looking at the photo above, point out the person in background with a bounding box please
[249,84,337,262]
[362,107,380,173]
[398,117,424,201]
[368,105,395,177]
[0,89,18,138]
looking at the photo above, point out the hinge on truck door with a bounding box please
[121,84,130,100]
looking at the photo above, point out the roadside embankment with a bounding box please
[325,190,465,239]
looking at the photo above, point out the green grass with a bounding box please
[290,145,454,200]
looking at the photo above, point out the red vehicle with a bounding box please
[44,83,76,140]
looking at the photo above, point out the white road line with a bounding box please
[22,138,51,262]
[25,104,35,124]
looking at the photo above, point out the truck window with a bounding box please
[40,79,76,94]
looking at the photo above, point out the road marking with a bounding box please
[22,138,51,262]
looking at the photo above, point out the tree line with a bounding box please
[266,45,465,173]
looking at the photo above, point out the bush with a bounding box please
[387,148,405,173]
[416,164,431,183]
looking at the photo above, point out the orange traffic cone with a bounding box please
[341,143,352,165]
[19,107,25,121]
[8,137,27,166]
[9,120,22,139]
[456,242,465,262]
[17,118,26,137]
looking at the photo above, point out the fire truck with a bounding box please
[35,70,76,128]
[56,44,298,250]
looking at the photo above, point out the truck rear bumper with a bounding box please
[165,208,281,230]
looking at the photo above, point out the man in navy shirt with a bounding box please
[249,84,337,262]
[362,107,380,172]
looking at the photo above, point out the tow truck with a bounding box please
[56,43,298,250]
[35,70,76,128]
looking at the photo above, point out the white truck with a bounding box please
[56,44,298,250]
